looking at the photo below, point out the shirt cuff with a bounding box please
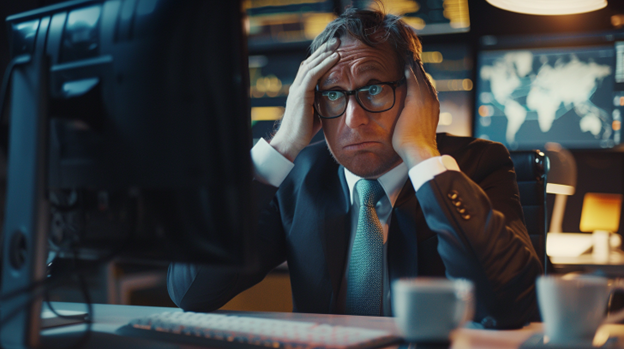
[251,138,295,187]
[408,155,460,192]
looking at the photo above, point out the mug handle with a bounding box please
[603,280,624,324]
[453,296,466,326]
[453,288,474,326]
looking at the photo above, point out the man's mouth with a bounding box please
[343,141,380,151]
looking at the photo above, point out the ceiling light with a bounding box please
[486,0,607,15]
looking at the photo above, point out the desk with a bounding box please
[40,302,624,349]
[551,250,624,276]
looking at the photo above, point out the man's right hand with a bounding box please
[269,37,341,162]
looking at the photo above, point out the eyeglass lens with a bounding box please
[315,83,396,118]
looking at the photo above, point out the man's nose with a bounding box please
[344,95,370,129]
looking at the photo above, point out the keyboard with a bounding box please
[123,311,401,349]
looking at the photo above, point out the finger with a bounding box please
[413,62,438,98]
[293,51,338,88]
[302,52,339,86]
[403,66,420,107]
[293,50,333,86]
[305,49,337,72]
[306,37,340,63]
[293,39,340,86]
[406,64,440,125]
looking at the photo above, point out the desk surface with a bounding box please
[551,250,624,276]
[40,302,624,349]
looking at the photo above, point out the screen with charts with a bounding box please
[474,32,624,150]
[351,0,470,35]
[423,42,473,137]
[245,0,336,48]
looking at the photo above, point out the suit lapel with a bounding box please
[318,165,351,312]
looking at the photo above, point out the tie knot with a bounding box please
[355,179,385,207]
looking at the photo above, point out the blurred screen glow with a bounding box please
[245,0,336,45]
[352,0,469,35]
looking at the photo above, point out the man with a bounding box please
[168,8,542,329]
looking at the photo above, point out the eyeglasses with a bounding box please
[314,78,406,119]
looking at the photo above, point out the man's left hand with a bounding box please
[392,62,441,169]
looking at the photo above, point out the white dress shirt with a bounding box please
[251,138,460,314]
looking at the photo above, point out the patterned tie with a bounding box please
[346,179,385,316]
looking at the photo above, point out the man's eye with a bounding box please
[323,91,343,101]
[366,84,382,96]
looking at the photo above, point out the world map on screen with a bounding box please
[475,46,619,149]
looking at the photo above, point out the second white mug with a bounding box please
[537,275,624,344]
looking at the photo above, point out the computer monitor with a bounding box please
[1,0,253,347]
[7,0,254,263]
[474,31,624,150]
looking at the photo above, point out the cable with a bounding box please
[0,243,121,335]
[0,276,58,332]
[71,251,94,349]
[0,275,57,305]
[0,250,84,306]
[43,243,94,349]
[44,294,87,320]
[0,241,123,304]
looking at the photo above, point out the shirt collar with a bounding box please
[344,162,408,207]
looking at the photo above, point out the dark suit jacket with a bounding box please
[168,133,543,329]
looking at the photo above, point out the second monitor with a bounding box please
[474,31,624,150]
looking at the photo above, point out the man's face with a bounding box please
[318,36,406,179]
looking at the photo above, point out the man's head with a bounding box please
[310,8,432,179]
[311,8,423,74]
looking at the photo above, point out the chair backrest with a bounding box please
[509,150,549,274]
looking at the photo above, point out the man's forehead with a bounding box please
[321,64,386,87]
[335,36,393,57]
[319,37,398,87]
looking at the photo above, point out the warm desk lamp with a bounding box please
[545,143,577,233]
[579,193,623,261]
[544,143,589,258]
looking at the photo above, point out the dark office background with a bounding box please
[1,0,624,234]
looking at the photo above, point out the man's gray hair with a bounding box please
[310,7,423,72]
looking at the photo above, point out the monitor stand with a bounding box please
[0,15,51,349]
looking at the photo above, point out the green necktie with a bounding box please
[346,179,385,316]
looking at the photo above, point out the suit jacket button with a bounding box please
[457,207,466,214]
[452,199,462,207]
[481,316,497,329]
[447,190,458,200]
[461,214,471,220]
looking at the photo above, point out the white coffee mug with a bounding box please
[391,278,475,342]
[537,275,624,344]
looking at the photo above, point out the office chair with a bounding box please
[509,150,550,274]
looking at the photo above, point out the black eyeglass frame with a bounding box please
[313,77,407,119]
